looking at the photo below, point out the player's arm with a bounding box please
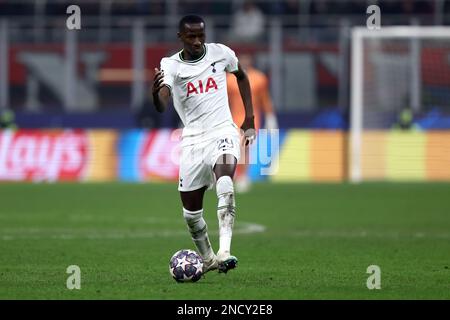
[152,68,171,113]
[232,63,255,145]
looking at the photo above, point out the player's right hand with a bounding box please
[152,68,165,96]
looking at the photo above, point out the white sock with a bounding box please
[216,176,236,257]
[183,208,215,261]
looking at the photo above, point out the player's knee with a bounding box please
[183,208,203,224]
[216,176,235,208]
[216,176,234,196]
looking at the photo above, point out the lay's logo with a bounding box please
[0,130,89,182]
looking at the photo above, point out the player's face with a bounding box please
[178,23,206,58]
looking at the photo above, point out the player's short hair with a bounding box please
[178,15,205,32]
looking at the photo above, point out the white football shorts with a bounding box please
[178,125,240,192]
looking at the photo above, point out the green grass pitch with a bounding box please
[0,182,449,299]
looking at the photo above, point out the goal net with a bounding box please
[350,27,450,182]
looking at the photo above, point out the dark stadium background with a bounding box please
[0,0,449,300]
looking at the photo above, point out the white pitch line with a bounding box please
[0,222,267,241]
[290,230,450,239]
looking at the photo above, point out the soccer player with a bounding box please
[227,53,278,192]
[152,15,255,274]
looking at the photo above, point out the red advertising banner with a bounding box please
[138,129,181,181]
[0,130,89,182]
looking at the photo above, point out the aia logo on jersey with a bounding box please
[186,77,218,97]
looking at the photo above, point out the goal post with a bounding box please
[350,26,450,183]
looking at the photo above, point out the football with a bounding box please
[169,249,203,282]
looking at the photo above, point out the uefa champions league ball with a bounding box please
[169,249,203,282]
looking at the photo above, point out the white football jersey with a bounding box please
[160,43,239,140]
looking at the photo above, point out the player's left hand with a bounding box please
[241,116,256,146]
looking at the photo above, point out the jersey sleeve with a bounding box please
[219,44,239,73]
[160,58,176,91]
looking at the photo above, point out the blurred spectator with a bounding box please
[229,1,265,43]
[0,110,17,130]
[392,106,419,130]
[227,53,278,192]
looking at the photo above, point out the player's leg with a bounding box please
[213,154,238,273]
[179,139,219,273]
[180,187,218,272]
[235,144,251,193]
